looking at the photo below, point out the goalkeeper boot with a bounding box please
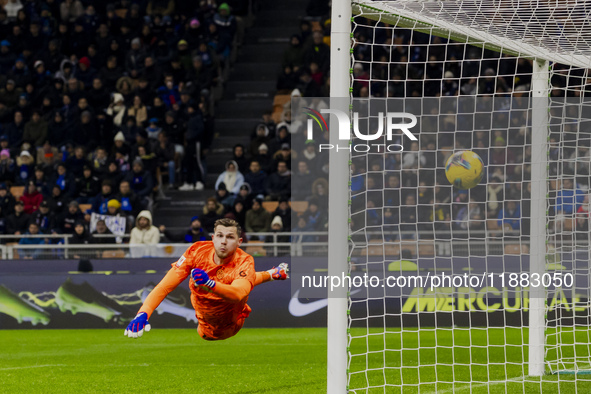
[268,262,289,280]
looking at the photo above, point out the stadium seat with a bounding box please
[367,240,384,256]
[79,204,92,214]
[272,94,291,108]
[271,107,284,124]
[290,201,308,213]
[263,201,278,213]
[102,250,126,258]
[563,218,574,232]
[504,244,529,255]
[7,242,19,259]
[10,186,24,200]
[244,241,267,256]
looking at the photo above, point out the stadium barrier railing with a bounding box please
[0,230,581,259]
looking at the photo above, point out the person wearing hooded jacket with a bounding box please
[248,124,271,157]
[214,160,244,195]
[130,210,160,245]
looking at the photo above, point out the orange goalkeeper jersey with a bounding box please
[139,241,256,330]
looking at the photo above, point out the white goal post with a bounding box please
[326,0,591,392]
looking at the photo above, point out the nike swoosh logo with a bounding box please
[288,289,361,317]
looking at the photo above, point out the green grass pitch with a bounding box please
[0,328,327,393]
[3,327,591,393]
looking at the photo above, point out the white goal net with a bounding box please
[342,0,591,392]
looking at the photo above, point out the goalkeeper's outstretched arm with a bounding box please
[124,268,187,338]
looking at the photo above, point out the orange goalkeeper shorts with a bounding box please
[198,304,251,341]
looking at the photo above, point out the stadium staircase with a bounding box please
[153,0,307,231]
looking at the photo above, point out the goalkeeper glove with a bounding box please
[124,312,151,338]
[191,268,216,290]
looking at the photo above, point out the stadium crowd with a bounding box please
[0,0,339,252]
[0,0,246,243]
[2,0,588,256]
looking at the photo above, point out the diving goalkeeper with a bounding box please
[124,218,289,341]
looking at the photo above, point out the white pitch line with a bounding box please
[426,375,529,394]
[0,364,67,371]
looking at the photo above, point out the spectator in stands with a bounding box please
[44,184,66,214]
[300,31,330,73]
[65,146,88,179]
[215,182,235,209]
[293,216,316,243]
[58,200,84,234]
[295,68,321,97]
[245,198,271,238]
[33,201,55,234]
[92,219,114,244]
[249,124,271,157]
[282,34,304,71]
[212,3,237,61]
[235,183,254,210]
[265,160,291,201]
[104,200,124,219]
[232,144,249,174]
[155,132,176,189]
[277,65,298,92]
[272,198,292,231]
[0,183,15,213]
[91,147,109,176]
[160,215,209,243]
[47,112,68,149]
[267,215,290,249]
[125,158,154,207]
[113,131,131,158]
[21,180,42,214]
[215,160,244,196]
[18,222,45,259]
[292,160,314,200]
[23,110,48,147]
[106,92,127,127]
[201,197,224,233]
[16,150,34,185]
[50,162,76,198]
[253,143,272,174]
[70,221,92,259]
[303,199,327,232]
[555,178,585,215]
[7,200,28,235]
[497,200,521,231]
[4,111,25,149]
[0,148,15,184]
[130,210,160,244]
[76,165,100,204]
[225,200,247,235]
[310,178,329,211]
[400,193,418,240]
[146,118,162,140]
[117,180,142,220]
[270,124,290,154]
[178,105,205,191]
[244,160,267,198]
[105,160,124,187]
[92,180,115,215]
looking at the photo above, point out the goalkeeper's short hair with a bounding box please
[214,218,242,237]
